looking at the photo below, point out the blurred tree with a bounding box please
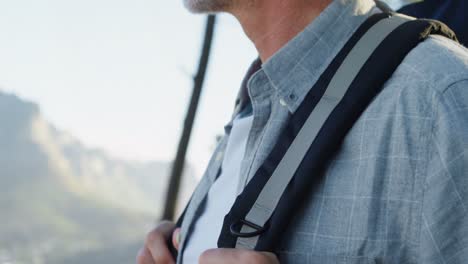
[162,15,217,221]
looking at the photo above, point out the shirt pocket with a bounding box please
[278,252,380,264]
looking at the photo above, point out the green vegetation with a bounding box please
[0,92,196,263]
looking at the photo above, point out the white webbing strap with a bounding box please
[235,15,413,250]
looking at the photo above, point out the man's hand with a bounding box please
[136,222,278,264]
[136,221,181,264]
[199,248,279,264]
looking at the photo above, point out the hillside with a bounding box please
[0,92,196,263]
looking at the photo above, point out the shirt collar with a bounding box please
[259,0,378,113]
[232,58,262,117]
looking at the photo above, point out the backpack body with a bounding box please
[399,0,466,44]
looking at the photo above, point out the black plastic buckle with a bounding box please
[229,219,268,238]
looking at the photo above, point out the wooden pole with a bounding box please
[162,15,217,221]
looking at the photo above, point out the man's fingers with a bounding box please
[145,228,176,264]
[261,252,279,262]
[199,248,230,264]
[140,221,176,264]
[172,228,181,250]
[154,221,176,239]
[136,247,155,264]
[199,248,279,264]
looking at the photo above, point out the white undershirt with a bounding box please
[182,114,254,264]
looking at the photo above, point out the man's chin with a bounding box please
[183,0,228,14]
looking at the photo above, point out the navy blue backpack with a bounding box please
[398,0,466,45]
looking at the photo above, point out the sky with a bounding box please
[0,0,258,177]
[0,0,407,178]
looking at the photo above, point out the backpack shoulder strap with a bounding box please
[217,13,458,252]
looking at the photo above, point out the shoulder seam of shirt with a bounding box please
[425,77,468,183]
[440,77,468,94]
[422,79,468,263]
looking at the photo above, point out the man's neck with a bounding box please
[230,0,333,62]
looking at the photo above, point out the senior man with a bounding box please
[138,0,468,263]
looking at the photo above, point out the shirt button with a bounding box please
[280,99,287,106]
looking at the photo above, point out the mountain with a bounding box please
[0,91,196,264]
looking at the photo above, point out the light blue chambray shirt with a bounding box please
[177,0,468,263]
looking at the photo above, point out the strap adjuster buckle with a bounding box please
[229,219,268,238]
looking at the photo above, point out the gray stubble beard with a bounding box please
[183,0,233,13]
